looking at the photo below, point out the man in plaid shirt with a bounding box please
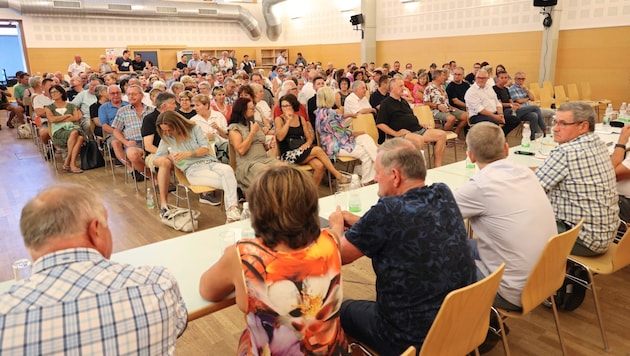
[0,184,187,355]
[536,102,619,256]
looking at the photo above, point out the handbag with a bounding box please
[288,136,307,150]
[80,140,105,170]
[160,206,200,232]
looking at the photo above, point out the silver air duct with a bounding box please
[261,0,286,41]
[0,0,262,40]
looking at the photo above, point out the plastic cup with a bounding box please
[12,259,32,281]
[220,230,236,254]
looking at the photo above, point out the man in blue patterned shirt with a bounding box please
[0,184,187,355]
[329,138,476,355]
[536,102,619,256]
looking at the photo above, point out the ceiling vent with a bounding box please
[52,0,81,9]
[108,4,133,12]
[156,6,177,14]
[198,8,218,16]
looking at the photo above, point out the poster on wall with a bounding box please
[106,48,125,64]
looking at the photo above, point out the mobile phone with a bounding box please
[514,150,535,156]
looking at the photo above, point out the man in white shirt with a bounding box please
[67,55,91,77]
[187,52,201,70]
[454,122,556,310]
[72,77,101,136]
[464,69,519,136]
[196,53,213,75]
[344,80,376,117]
[298,69,317,105]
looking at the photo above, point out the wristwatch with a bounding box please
[615,144,626,150]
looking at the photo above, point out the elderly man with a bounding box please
[187,51,201,69]
[494,71,547,140]
[196,53,213,75]
[536,102,618,256]
[112,84,154,181]
[98,84,129,167]
[465,69,519,136]
[0,184,187,354]
[272,80,308,119]
[329,138,475,355]
[424,69,468,136]
[446,66,470,112]
[455,122,556,312]
[344,80,377,117]
[509,71,554,123]
[72,77,102,137]
[376,77,447,166]
[224,78,238,105]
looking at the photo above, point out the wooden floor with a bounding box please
[1,114,629,355]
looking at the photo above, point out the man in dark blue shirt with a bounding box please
[329,138,476,355]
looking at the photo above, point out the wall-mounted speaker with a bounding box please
[350,14,364,26]
[534,0,558,7]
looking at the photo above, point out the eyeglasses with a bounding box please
[552,119,583,127]
[476,76,489,80]
[281,104,292,108]
[515,78,526,81]
[49,90,59,94]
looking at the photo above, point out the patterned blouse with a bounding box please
[315,107,355,160]
[236,230,348,356]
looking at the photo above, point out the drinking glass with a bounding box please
[533,133,544,154]
[12,259,31,281]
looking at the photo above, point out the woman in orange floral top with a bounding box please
[199,166,348,355]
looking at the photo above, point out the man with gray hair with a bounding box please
[455,122,556,312]
[72,77,102,137]
[536,101,618,256]
[329,138,475,354]
[344,79,377,117]
[0,184,187,354]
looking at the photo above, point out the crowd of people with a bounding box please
[1,50,626,355]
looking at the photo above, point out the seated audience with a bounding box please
[493,71,546,140]
[275,94,350,186]
[536,102,618,256]
[199,166,347,355]
[344,80,377,118]
[44,85,84,173]
[211,86,232,122]
[465,69,519,136]
[329,138,475,355]
[424,69,468,136]
[154,111,241,222]
[612,125,630,222]
[176,90,196,119]
[412,72,429,104]
[90,84,109,137]
[315,87,377,185]
[335,77,351,109]
[0,184,187,355]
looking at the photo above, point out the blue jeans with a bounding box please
[340,300,412,356]
[516,105,546,140]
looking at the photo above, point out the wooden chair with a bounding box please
[352,113,379,146]
[314,126,358,193]
[567,227,630,351]
[350,263,506,356]
[580,82,611,105]
[172,166,221,232]
[492,219,583,356]
[529,82,541,103]
[566,83,580,101]
[538,86,555,112]
[554,85,569,106]
[542,81,554,97]
[413,104,459,163]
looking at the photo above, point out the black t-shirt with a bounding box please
[141,109,160,154]
[176,109,196,119]
[116,57,133,72]
[493,85,511,104]
[464,73,475,85]
[67,89,79,101]
[176,62,187,70]
[369,89,389,109]
[376,96,422,133]
[132,60,146,72]
[0,84,7,105]
[445,81,470,109]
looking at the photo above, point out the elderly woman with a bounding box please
[237,84,255,101]
[335,77,351,109]
[228,97,280,189]
[250,83,274,135]
[315,86,377,185]
[191,94,229,163]
[275,94,349,186]
[176,90,196,119]
[199,165,347,355]
[90,84,109,137]
[44,85,84,173]
[154,111,241,222]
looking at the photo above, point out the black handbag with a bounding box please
[288,136,307,150]
[80,140,105,170]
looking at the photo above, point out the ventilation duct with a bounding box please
[261,0,287,41]
[0,0,262,40]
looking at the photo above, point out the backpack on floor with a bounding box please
[554,264,589,311]
[17,124,32,139]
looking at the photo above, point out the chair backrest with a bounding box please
[566,83,580,101]
[539,86,554,109]
[542,81,554,96]
[612,228,630,273]
[520,219,583,314]
[580,82,593,101]
[352,113,379,146]
[419,263,505,356]
[412,105,435,129]
[554,85,568,105]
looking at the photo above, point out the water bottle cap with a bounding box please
[352,174,360,181]
[243,202,249,209]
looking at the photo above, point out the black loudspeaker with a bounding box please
[350,14,364,26]
[543,13,553,27]
[534,0,558,6]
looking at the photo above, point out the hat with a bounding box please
[17,71,30,78]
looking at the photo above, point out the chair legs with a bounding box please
[566,260,609,351]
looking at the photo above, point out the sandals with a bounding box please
[63,164,71,171]
[338,175,351,185]
[70,168,83,174]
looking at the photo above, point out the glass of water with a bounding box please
[12,259,32,281]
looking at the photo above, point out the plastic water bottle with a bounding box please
[603,104,613,126]
[240,202,251,220]
[146,187,155,209]
[619,102,628,120]
[348,174,362,213]
[465,155,475,169]
[168,147,186,168]
[521,123,531,148]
